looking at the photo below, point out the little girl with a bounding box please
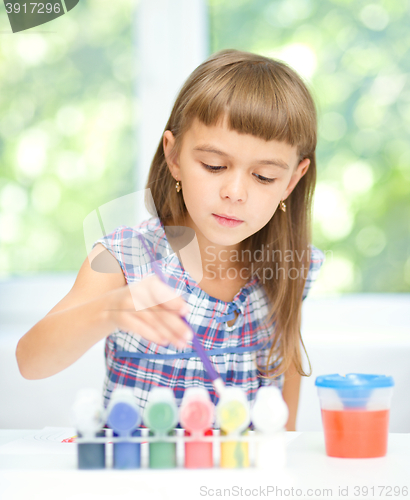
[16,49,325,431]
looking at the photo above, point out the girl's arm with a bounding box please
[281,359,301,431]
[16,244,191,380]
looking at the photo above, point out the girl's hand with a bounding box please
[105,275,192,349]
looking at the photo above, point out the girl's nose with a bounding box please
[220,173,248,203]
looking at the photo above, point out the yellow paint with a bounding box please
[219,400,248,434]
[220,430,249,468]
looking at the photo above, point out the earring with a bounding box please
[279,200,286,212]
[175,180,181,193]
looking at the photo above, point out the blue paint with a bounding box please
[77,430,106,470]
[107,388,142,469]
[113,429,141,469]
[107,401,141,437]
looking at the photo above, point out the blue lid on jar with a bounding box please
[315,373,394,389]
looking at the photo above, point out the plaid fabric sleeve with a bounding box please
[91,225,129,281]
[91,222,171,284]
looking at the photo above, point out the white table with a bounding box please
[0,429,409,500]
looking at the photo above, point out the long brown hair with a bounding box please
[145,49,317,379]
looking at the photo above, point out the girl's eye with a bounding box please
[201,163,275,184]
[254,174,275,184]
[202,163,225,172]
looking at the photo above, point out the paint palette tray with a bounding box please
[74,386,288,470]
[76,427,286,470]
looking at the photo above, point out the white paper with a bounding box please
[0,427,77,455]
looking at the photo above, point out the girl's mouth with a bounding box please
[212,214,244,228]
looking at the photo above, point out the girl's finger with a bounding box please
[124,310,186,348]
[119,313,169,346]
[115,277,192,346]
[124,305,190,347]
[149,306,193,343]
[139,275,190,315]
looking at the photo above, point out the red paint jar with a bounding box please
[316,374,394,459]
[184,429,214,468]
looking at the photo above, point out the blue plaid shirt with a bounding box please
[93,217,325,412]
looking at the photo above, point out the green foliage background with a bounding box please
[0,0,409,293]
[209,0,410,293]
[0,0,134,274]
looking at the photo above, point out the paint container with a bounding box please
[72,388,106,469]
[220,429,250,468]
[148,429,177,468]
[106,388,142,469]
[251,386,289,469]
[316,373,394,458]
[180,387,215,468]
[112,429,141,469]
[216,387,250,468]
[77,430,106,469]
[143,387,178,469]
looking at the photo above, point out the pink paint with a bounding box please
[61,435,77,443]
[180,398,214,435]
[180,388,215,469]
[184,429,214,469]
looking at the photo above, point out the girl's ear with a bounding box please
[283,158,310,200]
[163,130,180,179]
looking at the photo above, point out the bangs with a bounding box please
[180,58,316,157]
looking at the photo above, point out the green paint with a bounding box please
[148,431,176,469]
[234,441,244,468]
[146,402,177,433]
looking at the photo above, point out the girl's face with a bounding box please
[164,116,310,254]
